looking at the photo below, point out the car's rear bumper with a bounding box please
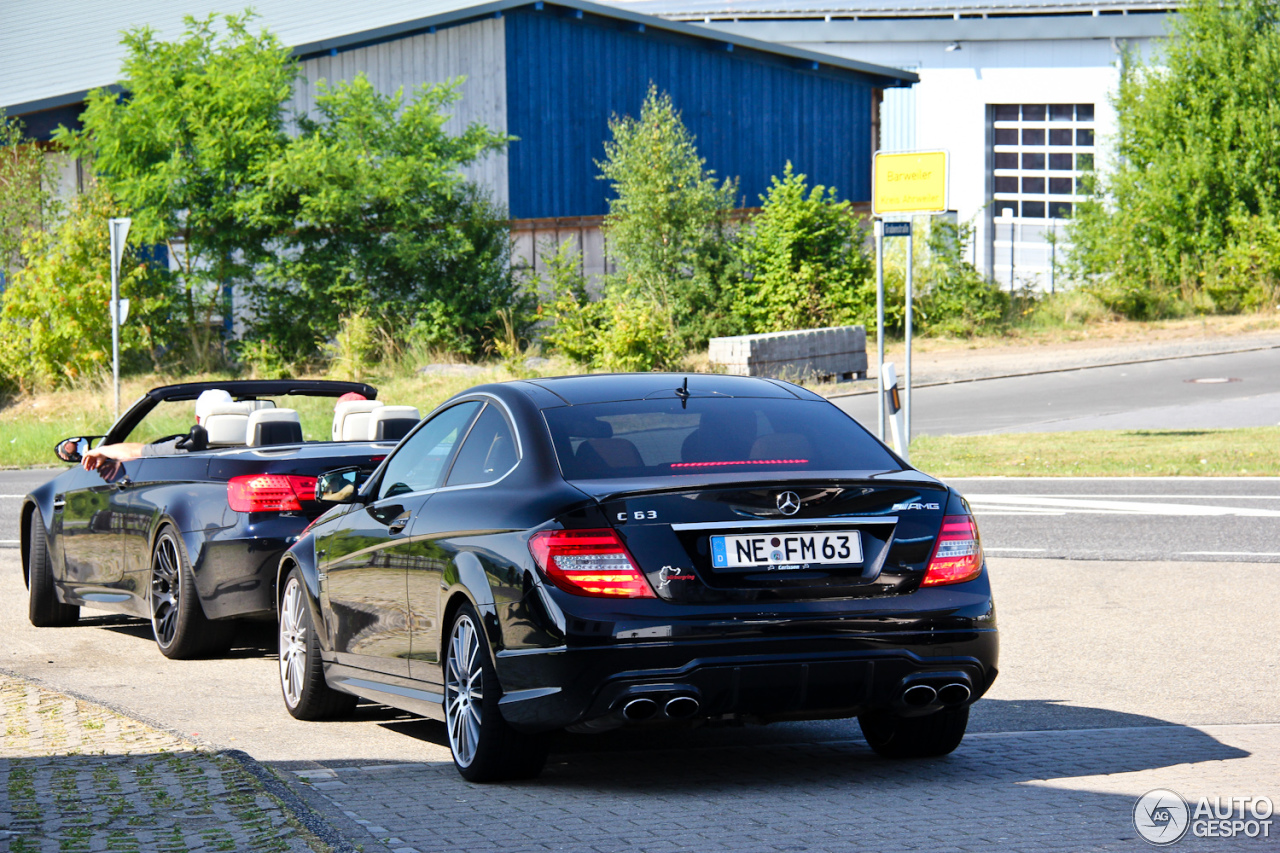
[494,626,998,732]
[191,514,309,619]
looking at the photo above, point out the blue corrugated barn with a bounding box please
[2,0,914,271]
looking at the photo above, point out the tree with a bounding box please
[248,75,518,359]
[0,189,171,392]
[1068,0,1280,316]
[597,85,739,349]
[732,163,873,334]
[57,12,297,367]
[0,111,62,283]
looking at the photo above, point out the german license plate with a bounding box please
[710,530,862,570]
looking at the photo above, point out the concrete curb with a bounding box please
[0,666,368,853]
[825,341,1280,399]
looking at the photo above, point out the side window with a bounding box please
[445,404,519,487]
[377,402,481,500]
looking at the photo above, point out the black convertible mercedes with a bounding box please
[20,379,421,658]
[275,373,999,782]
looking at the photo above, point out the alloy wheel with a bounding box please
[150,534,182,647]
[279,578,307,708]
[445,614,484,768]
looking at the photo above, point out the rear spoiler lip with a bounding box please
[571,470,946,503]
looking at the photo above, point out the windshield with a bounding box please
[543,398,901,480]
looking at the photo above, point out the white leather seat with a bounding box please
[367,406,421,441]
[246,408,303,447]
[332,400,384,441]
[203,402,255,446]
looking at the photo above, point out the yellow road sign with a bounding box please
[873,150,948,215]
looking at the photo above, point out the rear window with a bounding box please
[543,398,900,480]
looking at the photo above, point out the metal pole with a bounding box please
[1009,219,1016,296]
[904,221,913,460]
[110,227,121,421]
[875,219,885,441]
[1049,224,1056,295]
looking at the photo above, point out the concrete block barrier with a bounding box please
[709,325,868,382]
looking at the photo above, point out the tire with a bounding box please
[278,568,357,720]
[149,527,235,659]
[859,706,970,759]
[444,603,549,783]
[27,510,79,627]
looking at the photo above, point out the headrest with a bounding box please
[332,400,383,441]
[203,402,254,446]
[367,406,420,441]
[563,416,613,439]
[246,408,303,447]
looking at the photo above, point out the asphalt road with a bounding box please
[835,347,1280,435]
[0,467,60,547]
[3,549,1277,852]
[952,476,1280,562]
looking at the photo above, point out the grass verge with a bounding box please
[911,427,1280,478]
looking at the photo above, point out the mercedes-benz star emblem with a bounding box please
[776,491,801,516]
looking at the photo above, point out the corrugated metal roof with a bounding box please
[605,0,1178,19]
[1,0,913,115]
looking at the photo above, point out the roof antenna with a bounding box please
[675,376,690,408]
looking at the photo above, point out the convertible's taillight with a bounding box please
[228,474,317,513]
[528,529,655,598]
[921,515,984,586]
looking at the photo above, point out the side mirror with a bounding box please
[55,437,91,464]
[315,467,366,504]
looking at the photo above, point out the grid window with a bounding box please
[989,102,1096,287]
[1049,177,1074,195]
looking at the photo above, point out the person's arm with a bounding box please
[80,442,148,478]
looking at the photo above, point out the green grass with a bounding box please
[911,427,1280,477]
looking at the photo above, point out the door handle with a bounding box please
[388,512,411,534]
[53,497,65,512]
[116,477,133,489]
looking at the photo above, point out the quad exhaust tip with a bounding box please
[664,696,699,719]
[622,698,659,721]
[901,684,938,707]
[937,683,971,706]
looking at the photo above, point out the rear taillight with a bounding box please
[227,474,317,513]
[528,529,656,598]
[922,515,984,586]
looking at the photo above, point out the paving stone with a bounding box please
[0,674,318,853]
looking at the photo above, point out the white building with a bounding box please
[613,0,1176,290]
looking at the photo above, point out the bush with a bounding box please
[732,163,874,334]
[1067,0,1280,315]
[914,218,1008,336]
[597,85,739,349]
[0,190,172,392]
[249,75,520,361]
[536,240,608,366]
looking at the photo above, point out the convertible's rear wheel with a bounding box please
[444,604,548,782]
[859,706,970,759]
[149,528,234,659]
[279,568,356,720]
[27,510,79,627]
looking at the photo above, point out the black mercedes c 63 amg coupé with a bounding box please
[276,374,998,781]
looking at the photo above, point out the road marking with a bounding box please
[984,547,1047,552]
[965,494,1280,517]
[1182,550,1280,557]
[0,495,27,499]
[0,540,18,544]
[971,494,1280,500]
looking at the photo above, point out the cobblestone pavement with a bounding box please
[288,721,1280,853]
[0,673,318,853]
